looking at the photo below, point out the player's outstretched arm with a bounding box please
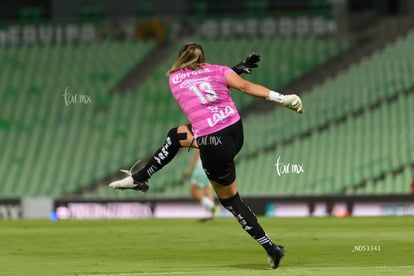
[226,72,304,114]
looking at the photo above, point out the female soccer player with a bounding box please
[110,42,303,269]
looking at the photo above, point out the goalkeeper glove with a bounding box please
[231,53,260,75]
[266,91,304,114]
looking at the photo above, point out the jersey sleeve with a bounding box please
[222,65,235,76]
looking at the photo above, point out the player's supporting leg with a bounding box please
[109,125,195,191]
[211,180,285,269]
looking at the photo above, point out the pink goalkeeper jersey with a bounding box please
[169,64,240,138]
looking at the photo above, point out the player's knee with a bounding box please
[166,127,181,147]
[167,127,177,139]
[168,127,188,141]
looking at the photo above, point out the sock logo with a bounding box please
[146,165,158,177]
[236,214,253,231]
[154,137,173,165]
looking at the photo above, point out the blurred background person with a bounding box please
[184,150,219,221]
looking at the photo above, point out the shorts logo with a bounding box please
[197,135,222,146]
[218,172,231,179]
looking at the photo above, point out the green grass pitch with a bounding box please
[1,217,413,275]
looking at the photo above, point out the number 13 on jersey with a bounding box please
[189,82,218,104]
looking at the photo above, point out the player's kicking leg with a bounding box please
[109,124,196,192]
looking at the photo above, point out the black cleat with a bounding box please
[134,180,149,192]
[267,245,286,269]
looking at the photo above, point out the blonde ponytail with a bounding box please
[167,43,206,75]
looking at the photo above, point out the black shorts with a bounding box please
[197,120,244,185]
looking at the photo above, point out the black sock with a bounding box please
[133,127,183,182]
[220,193,275,254]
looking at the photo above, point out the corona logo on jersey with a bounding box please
[171,68,211,84]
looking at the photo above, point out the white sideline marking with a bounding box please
[79,271,230,276]
[78,266,414,276]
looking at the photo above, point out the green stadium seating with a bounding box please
[237,91,414,196]
[7,31,413,199]
[0,41,155,197]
